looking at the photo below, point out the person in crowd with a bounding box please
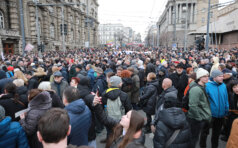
[153,95,191,148]
[0,82,28,121]
[14,68,28,85]
[127,67,140,109]
[157,68,168,95]
[2,65,14,78]
[151,78,177,129]
[183,72,197,97]
[13,79,28,104]
[185,68,211,147]
[200,70,229,148]
[25,70,39,90]
[221,80,238,141]
[210,57,220,75]
[145,58,156,77]
[51,71,69,99]
[121,70,133,100]
[86,64,95,89]
[139,72,158,133]
[92,67,107,96]
[159,61,169,77]
[76,64,87,77]
[38,81,64,108]
[0,105,30,148]
[57,63,68,82]
[20,89,52,148]
[106,110,145,148]
[49,66,59,82]
[169,63,188,102]
[116,66,123,77]
[70,77,80,88]
[33,67,47,83]
[37,108,84,148]
[137,60,145,96]
[63,87,91,146]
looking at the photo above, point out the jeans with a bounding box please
[200,117,224,148]
[187,117,206,148]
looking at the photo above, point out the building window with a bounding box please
[0,11,4,29]
[50,23,55,38]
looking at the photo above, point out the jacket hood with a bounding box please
[159,107,186,129]
[29,91,52,110]
[213,57,219,64]
[0,116,11,137]
[165,86,178,94]
[148,80,159,89]
[104,88,121,100]
[65,99,86,114]
[16,86,28,95]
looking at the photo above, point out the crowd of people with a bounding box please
[0,47,237,148]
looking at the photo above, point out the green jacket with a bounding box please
[187,82,211,121]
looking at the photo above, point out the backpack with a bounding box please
[182,83,198,112]
[106,95,125,120]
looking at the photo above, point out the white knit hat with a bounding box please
[196,68,209,80]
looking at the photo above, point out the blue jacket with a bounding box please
[206,81,229,118]
[87,69,95,89]
[65,99,91,146]
[0,117,29,148]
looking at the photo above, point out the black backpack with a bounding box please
[182,83,198,112]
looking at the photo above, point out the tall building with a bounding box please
[0,0,99,55]
[156,0,218,48]
[98,23,137,47]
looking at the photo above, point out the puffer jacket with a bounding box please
[65,99,91,146]
[0,93,28,121]
[169,71,188,101]
[102,88,132,114]
[20,91,52,148]
[140,80,158,115]
[206,81,229,118]
[131,69,140,103]
[153,107,191,148]
[92,74,108,96]
[0,117,29,148]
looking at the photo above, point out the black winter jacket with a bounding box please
[102,88,132,114]
[47,90,64,108]
[0,92,28,121]
[153,107,191,148]
[140,80,158,115]
[20,91,52,148]
[92,74,108,96]
[27,76,39,90]
[169,72,188,102]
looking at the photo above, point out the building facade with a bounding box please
[0,0,99,55]
[156,0,218,48]
[98,23,138,47]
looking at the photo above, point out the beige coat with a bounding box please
[227,118,238,148]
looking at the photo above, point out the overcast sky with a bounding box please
[98,0,231,39]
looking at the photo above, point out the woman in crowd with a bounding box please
[106,110,145,148]
[14,68,28,85]
[120,70,133,98]
[38,81,64,108]
[0,82,28,121]
[20,89,52,148]
[70,77,80,88]
[139,72,158,133]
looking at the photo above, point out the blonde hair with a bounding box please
[38,81,52,91]
[14,70,28,84]
[52,66,59,73]
[13,79,24,87]
[148,72,156,81]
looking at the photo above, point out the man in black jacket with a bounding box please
[169,63,188,102]
[25,71,39,90]
[92,67,107,96]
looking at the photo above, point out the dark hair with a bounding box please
[63,86,80,103]
[28,89,43,101]
[107,72,115,78]
[228,80,238,93]
[4,82,16,95]
[38,108,70,143]
[106,111,144,148]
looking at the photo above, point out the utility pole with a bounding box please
[184,0,189,51]
[173,0,177,46]
[61,6,66,53]
[19,0,26,56]
[86,0,90,48]
[34,0,41,57]
[205,0,211,51]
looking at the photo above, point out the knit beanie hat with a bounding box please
[110,76,122,87]
[0,105,5,122]
[211,70,223,78]
[196,68,209,80]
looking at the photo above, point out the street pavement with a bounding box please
[96,110,227,148]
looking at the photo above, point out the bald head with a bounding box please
[162,78,172,90]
